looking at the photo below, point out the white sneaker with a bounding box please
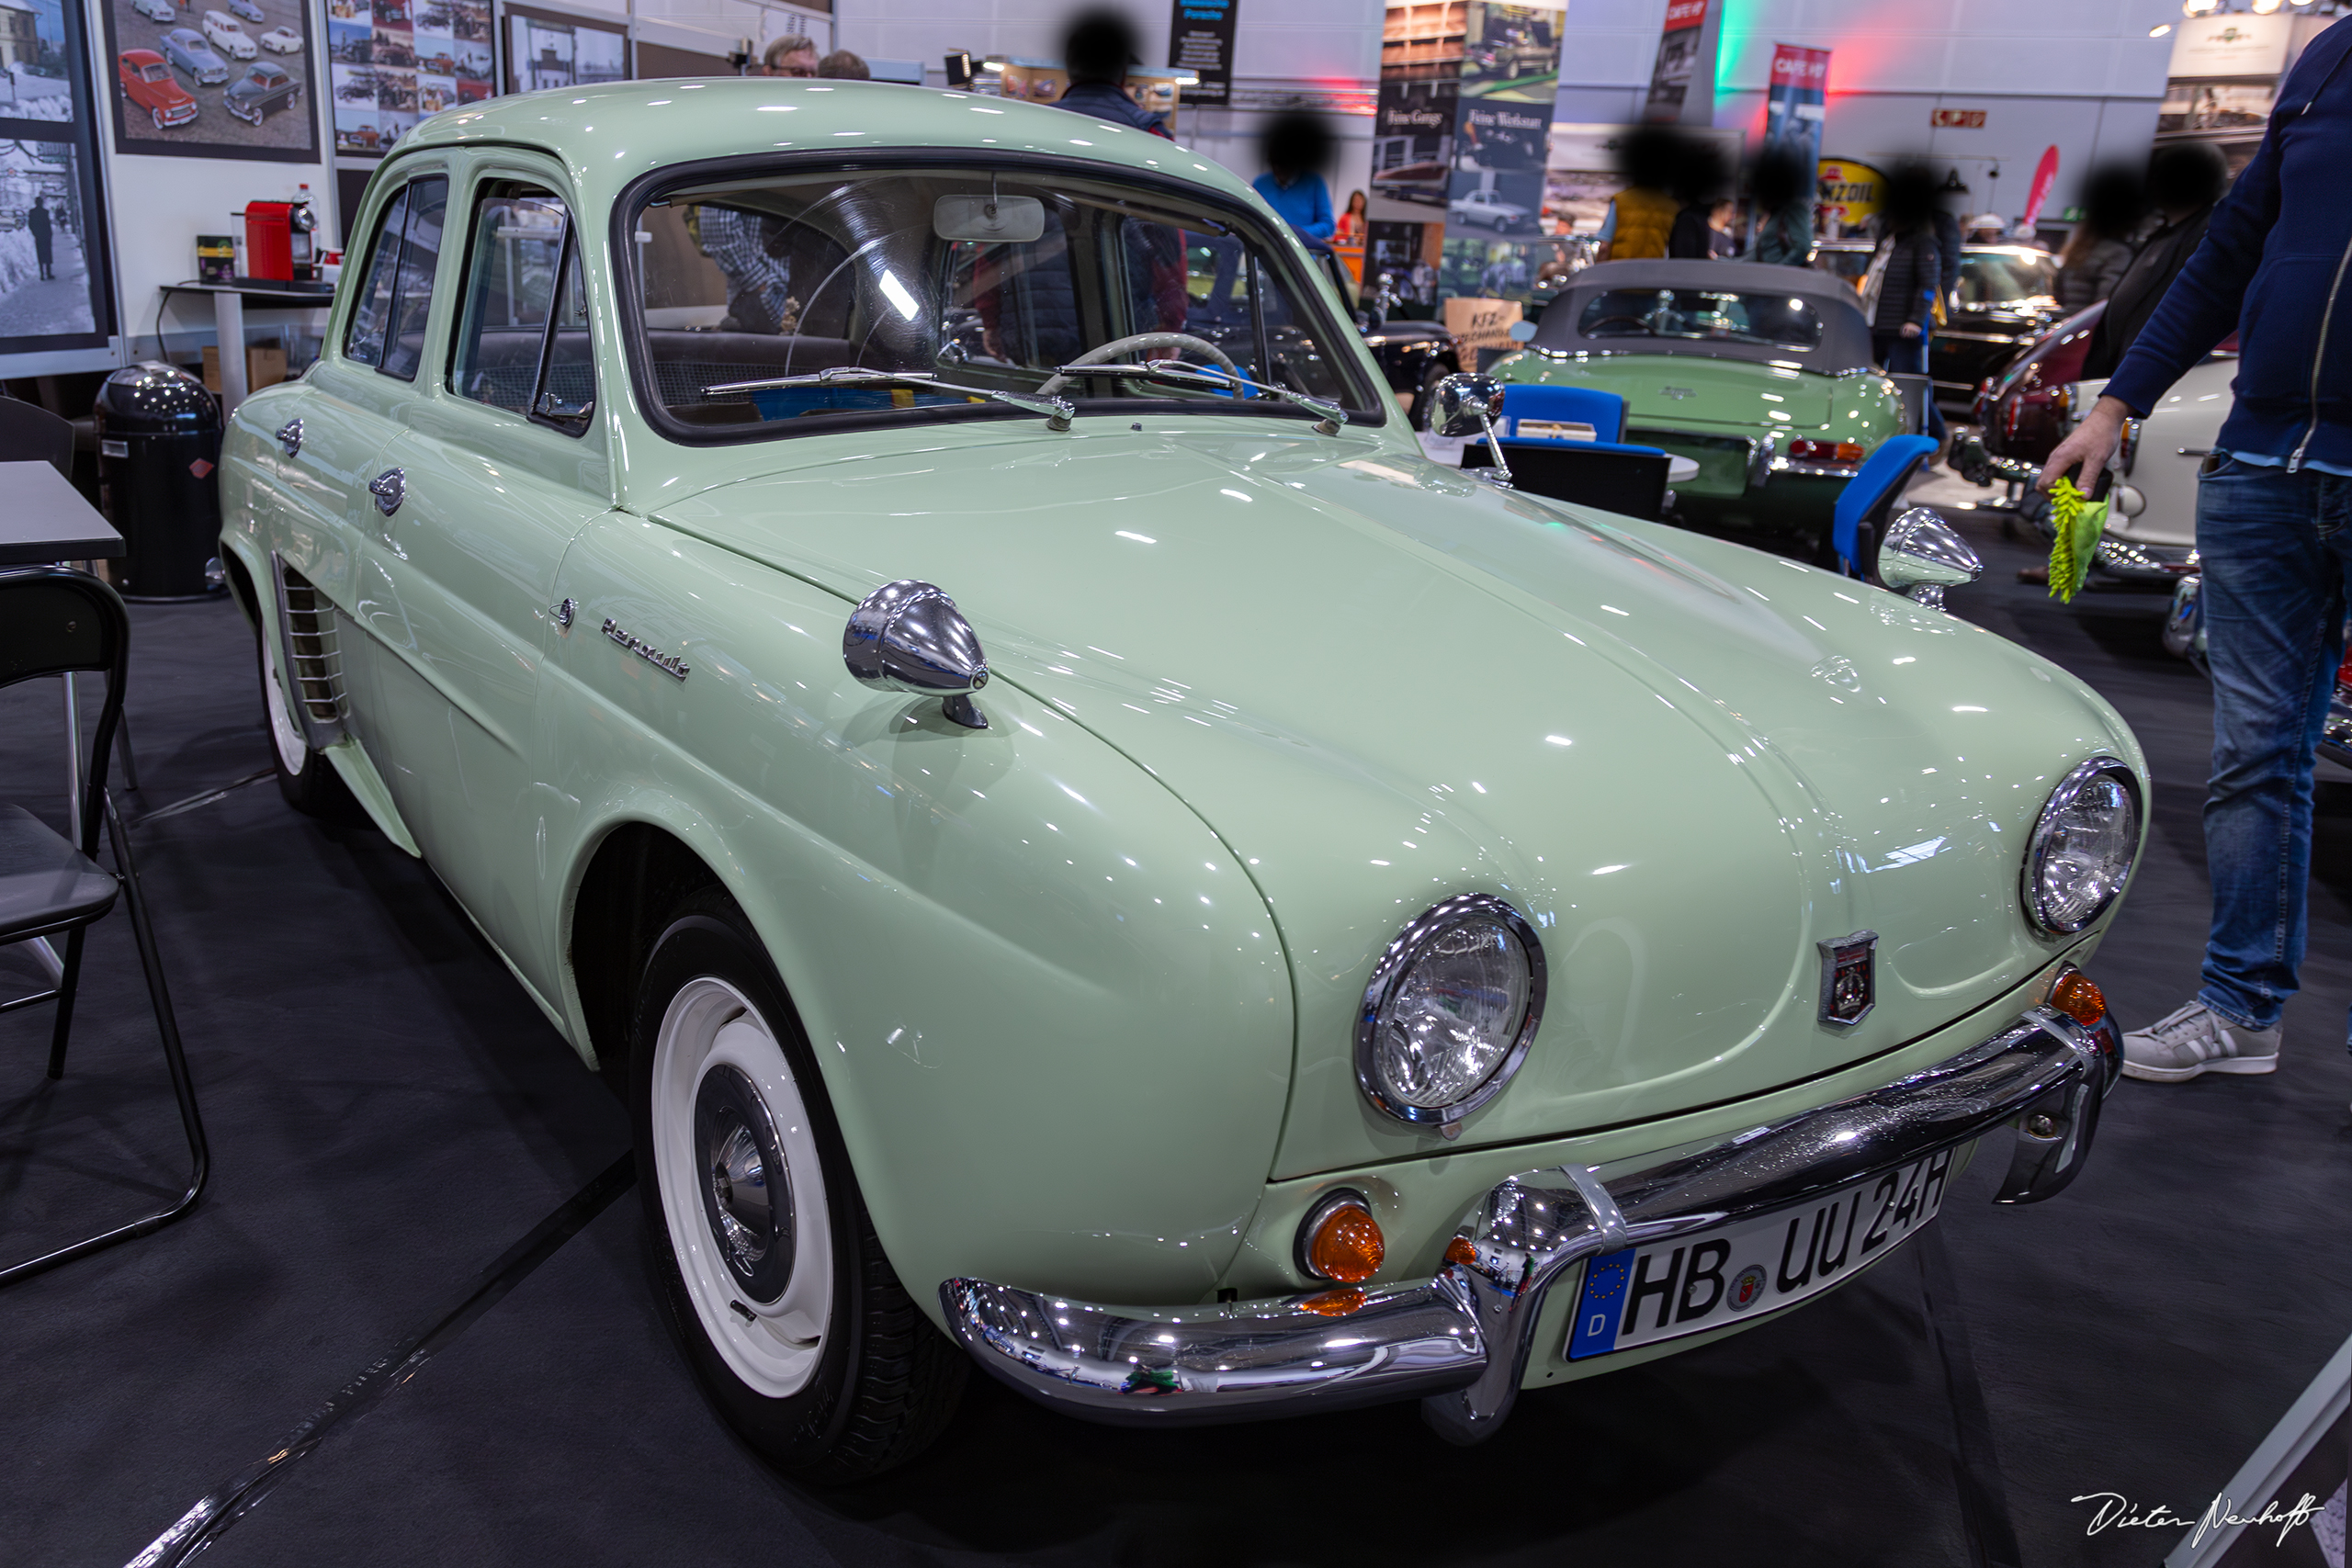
[2120,1000,2281,1082]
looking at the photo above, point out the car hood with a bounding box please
[1495,349,1843,434]
[650,418,2140,1175]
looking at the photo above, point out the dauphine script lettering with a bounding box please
[602,618,690,681]
[2071,1490,2328,1549]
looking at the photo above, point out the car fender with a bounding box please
[542,513,1295,1316]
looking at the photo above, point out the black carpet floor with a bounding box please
[2,508,2346,1568]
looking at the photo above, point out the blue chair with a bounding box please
[1460,385,1679,521]
[1832,434,1939,576]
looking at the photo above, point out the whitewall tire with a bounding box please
[628,890,967,1481]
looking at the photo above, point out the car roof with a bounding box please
[388,78,1270,225]
[121,46,164,60]
[1530,257,1873,371]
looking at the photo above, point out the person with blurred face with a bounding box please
[817,49,868,80]
[1253,111,1335,241]
[762,35,817,77]
[1054,9,1170,137]
[2081,141,2231,379]
[2042,22,2352,1088]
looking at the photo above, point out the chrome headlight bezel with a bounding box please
[1354,893,1547,1129]
[2022,755,2143,935]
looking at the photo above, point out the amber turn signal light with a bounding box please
[1298,1287,1367,1317]
[1298,1192,1385,1284]
[1444,1236,1478,1269]
[2049,968,2107,1026]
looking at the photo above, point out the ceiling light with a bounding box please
[2252,0,2283,13]
[2150,21,2173,34]
[2182,0,2219,13]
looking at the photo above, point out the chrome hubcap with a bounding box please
[694,1064,793,1303]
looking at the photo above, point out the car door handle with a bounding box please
[276,417,301,458]
[369,466,404,516]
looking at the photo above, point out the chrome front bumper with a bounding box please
[941,1005,2120,1440]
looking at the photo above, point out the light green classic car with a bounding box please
[219,80,2144,1480]
[1492,259,1909,558]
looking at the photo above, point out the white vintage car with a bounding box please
[259,25,303,53]
[2067,357,2231,587]
[201,10,256,59]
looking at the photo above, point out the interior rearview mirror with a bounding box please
[933,195,1045,244]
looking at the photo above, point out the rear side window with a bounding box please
[342,175,448,380]
[449,182,594,432]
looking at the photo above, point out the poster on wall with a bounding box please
[1167,0,1232,107]
[99,0,317,160]
[329,0,486,157]
[503,5,626,97]
[1764,43,1828,166]
[1440,1,1560,304]
[329,0,484,157]
[0,0,118,355]
[1643,0,1708,123]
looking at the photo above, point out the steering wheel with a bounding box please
[1037,332,1239,398]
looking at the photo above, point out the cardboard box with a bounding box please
[1442,297,1526,358]
[201,342,288,394]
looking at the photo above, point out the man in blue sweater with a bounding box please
[2042,22,2352,1087]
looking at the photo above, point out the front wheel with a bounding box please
[632,890,966,1482]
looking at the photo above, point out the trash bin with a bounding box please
[95,362,225,603]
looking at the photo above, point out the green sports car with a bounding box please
[1489,258,1910,558]
[217,80,2136,1481]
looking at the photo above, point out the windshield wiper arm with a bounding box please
[1048,359,1348,435]
[702,367,1073,432]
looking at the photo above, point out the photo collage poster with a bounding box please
[100,0,317,161]
[1438,1,1561,309]
[0,0,117,351]
[331,0,488,157]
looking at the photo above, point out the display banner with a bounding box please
[1434,3,1562,309]
[1816,156,1883,231]
[1168,0,1235,107]
[1643,0,1709,123]
[1763,43,1828,166]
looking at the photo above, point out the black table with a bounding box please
[0,459,121,565]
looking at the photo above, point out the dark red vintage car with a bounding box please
[1954,302,2102,491]
[118,49,198,130]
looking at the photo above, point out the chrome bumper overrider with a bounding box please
[941,1005,2120,1440]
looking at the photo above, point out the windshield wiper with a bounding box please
[1048,359,1347,435]
[702,367,1073,432]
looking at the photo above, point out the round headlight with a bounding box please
[2023,756,2142,934]
[1355,894,1546,1127]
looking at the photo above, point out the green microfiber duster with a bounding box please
[2047,477,2107,604]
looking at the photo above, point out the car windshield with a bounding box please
[141,62,168,80]
[1577,287,1826,350]
[628,162,1379,437]
[1959,252,2056,305]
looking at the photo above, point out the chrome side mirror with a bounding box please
[843,579,990,729]
[1432,372,1511,484]
[1877,507,1982,610]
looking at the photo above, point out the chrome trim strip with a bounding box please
[943,1010,2109,1437]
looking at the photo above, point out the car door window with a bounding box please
[342,175,447,379]
[450,183,593,431]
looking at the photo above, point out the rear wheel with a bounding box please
[631,889,966,1483]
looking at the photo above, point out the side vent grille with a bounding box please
[269,552,347,749]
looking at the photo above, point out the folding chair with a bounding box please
[1458,385,1678,521]
[1832,434,1940,579]
[0,565,207,1287]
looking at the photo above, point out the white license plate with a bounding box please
[1565,1147,1953,1360]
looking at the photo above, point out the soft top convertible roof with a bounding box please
[1531,258,1874,372]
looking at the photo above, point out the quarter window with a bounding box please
[342,175,448,380]
[450,183,594,431]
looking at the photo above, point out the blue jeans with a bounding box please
[2194,454,2352,1033]
[1871,331,1949,443]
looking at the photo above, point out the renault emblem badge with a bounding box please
[1817,931,1877,1026]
